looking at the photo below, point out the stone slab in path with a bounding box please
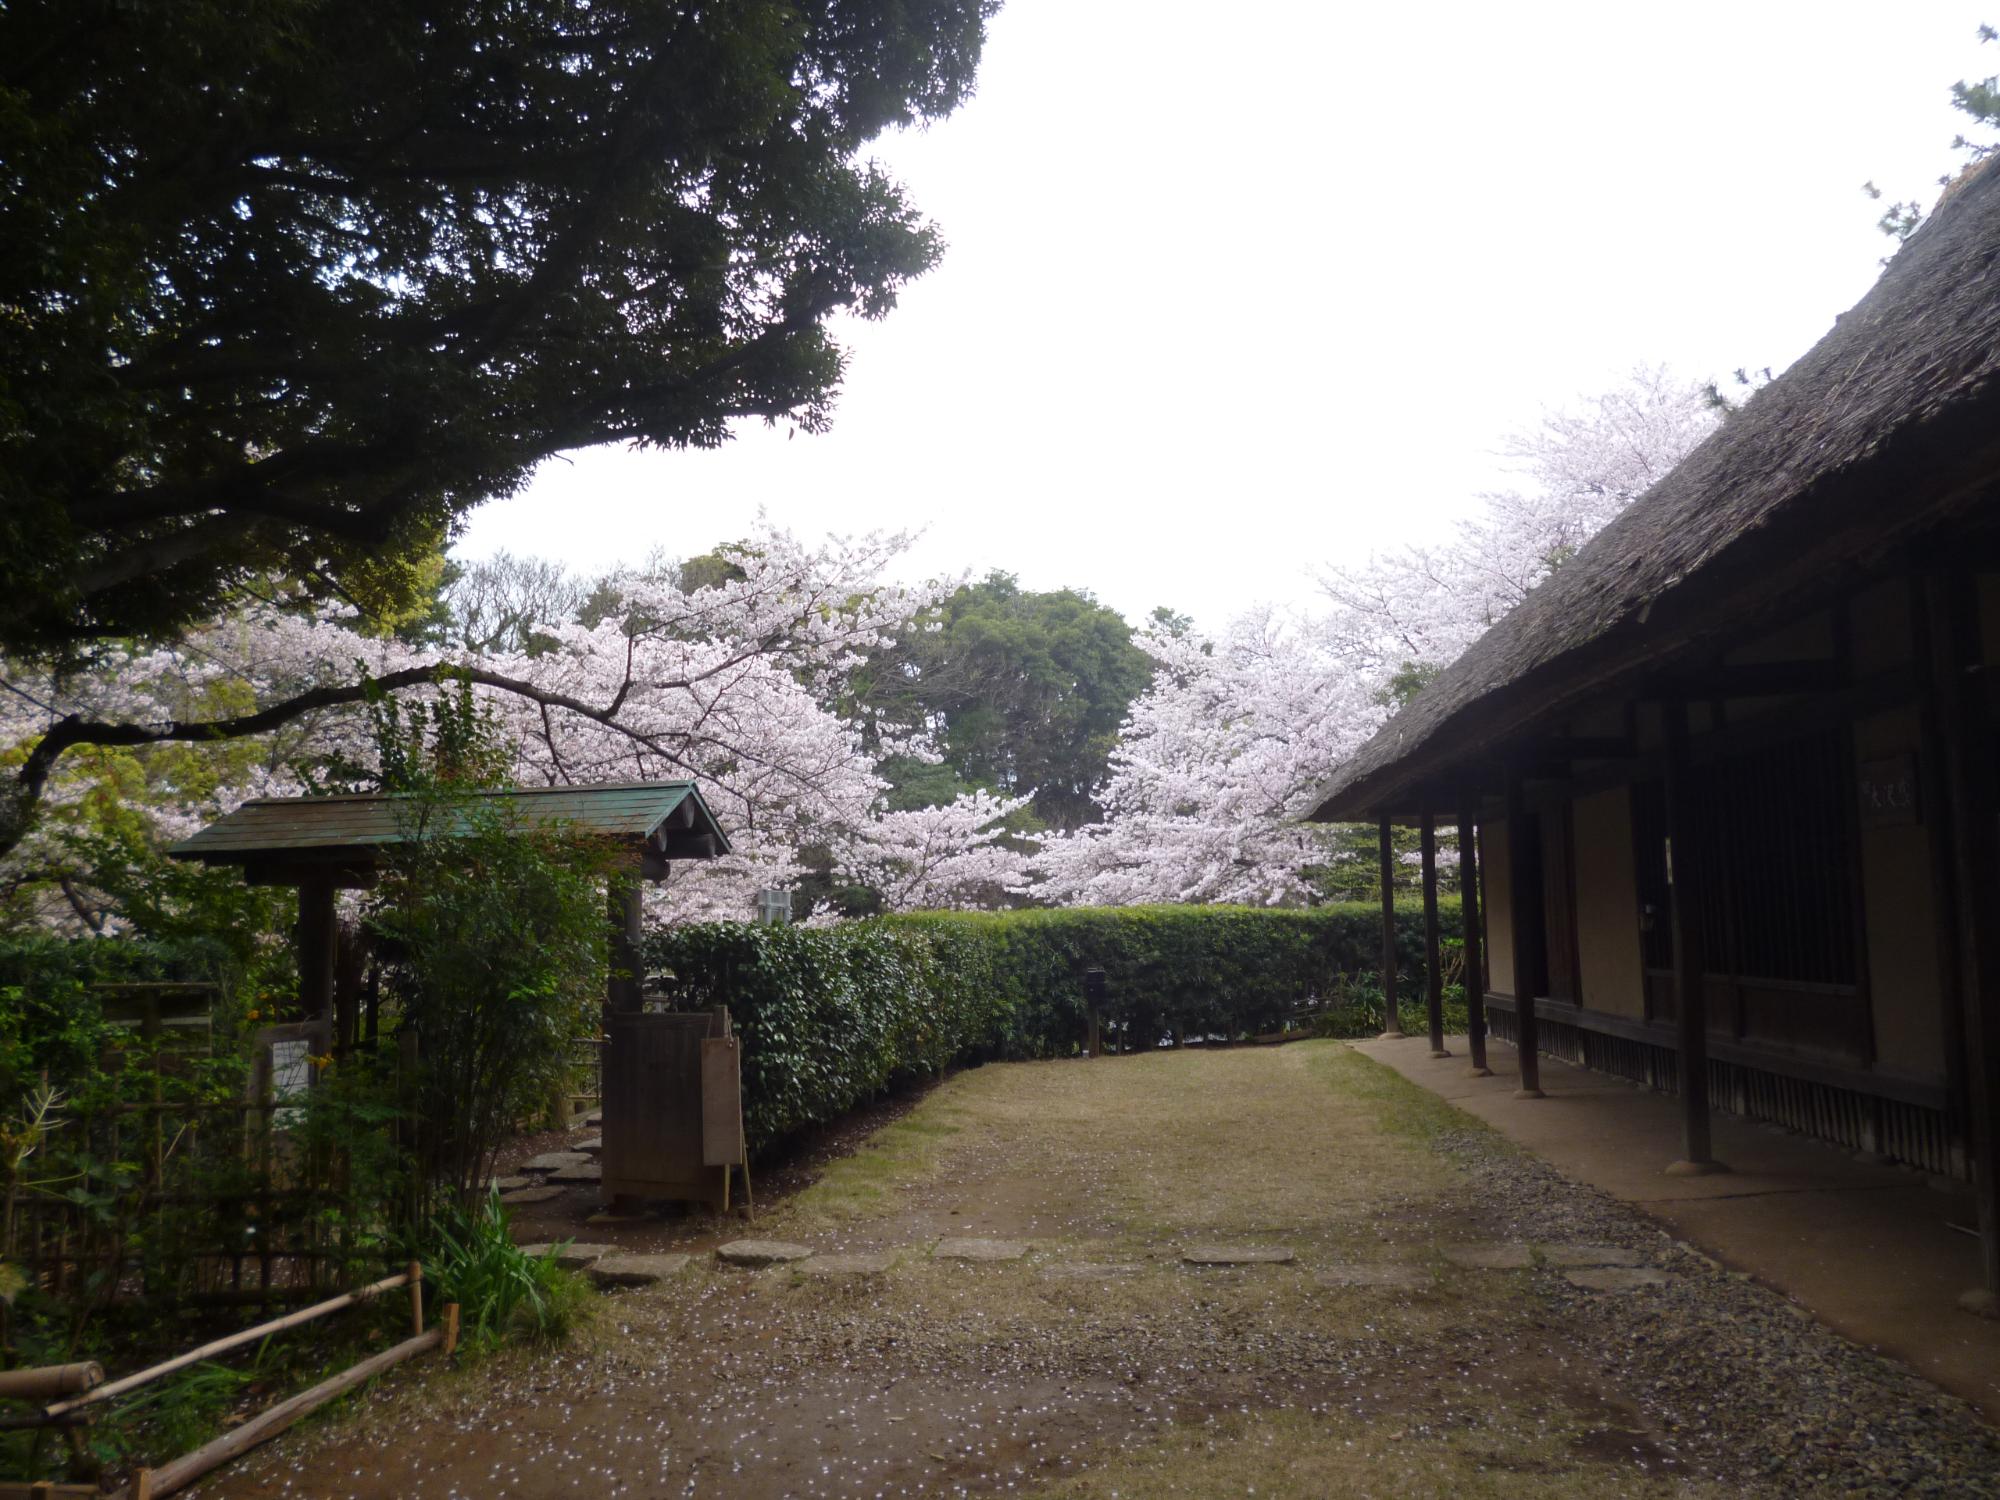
[590,1252,693,1287]
[1565,1266,1673,1293]
[519,1242,613,1270]
[789,1252,896,1278]
[522,1151,591,1174]
[550,1161,602,1184]
[499,1185,564,1206]
[573,1135,602,1155]
[1316,1263,1431,1289]
[580,1109,602,1127]
[717,1239,813,1267]
[1442,1242,1645,1270]
[487,1175,529,1193]
[933,1237,1029,1262]
[1181,1245,1295,1266]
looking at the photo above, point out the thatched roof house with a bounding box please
[1305,157,2000,1311]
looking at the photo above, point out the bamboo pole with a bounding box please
[45,1269,415,1419]
[407,1260,423,1337]
[0,1364,101,1402]
[124,1324,447,1499]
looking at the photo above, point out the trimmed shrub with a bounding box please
[646,902,1459,1156]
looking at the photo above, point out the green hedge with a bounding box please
[646,901,1460,1156]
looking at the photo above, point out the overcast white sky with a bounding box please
[457,1,1996,633]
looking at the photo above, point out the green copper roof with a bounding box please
[168,780,729,865]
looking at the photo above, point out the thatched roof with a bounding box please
[1308,158,2000,824]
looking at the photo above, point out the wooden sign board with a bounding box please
[700,1036,744,1167]
[1858,752,1920,827]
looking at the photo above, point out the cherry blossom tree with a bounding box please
[0,524,1021,929]
[1038,369,1719,908]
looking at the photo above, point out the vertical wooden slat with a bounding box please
[1924,569,2000,1305]
[1377,819,1404,1039]
[1421,813,1448,1057]
[1505,773,1543,1097]
[605,855,646,1015]
[1459,798,1492,1076]
[297,873,337,1022]
[1663,698,1726,1175]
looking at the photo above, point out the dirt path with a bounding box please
[195,1044,1998,1499]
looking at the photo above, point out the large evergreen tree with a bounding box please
[0,0,995,660]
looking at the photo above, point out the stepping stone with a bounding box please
[580,1109,602,1127]
[1565,1266,1673,1293]
[550,1161,602,1184]
[716,1239,813,1267]
[522,1151,590,1174]
[1442,1242,1645,1270]
[1181,1245,1295,1266]
[932,1237,1029,1262]
[590,1252,693,1288]
[519,1242,613,1270]
[789,1252,896,1278]
[1041,1262,1143,1280]
[586,1208,658,1229]
[499,1185,563,1206]
[573,1136,602,1155]
[1316,1263,1430,1289]
[487,1175,529,1193]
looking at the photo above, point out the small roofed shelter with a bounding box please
[1305,158,2000,1311]
[169,781,729,1029]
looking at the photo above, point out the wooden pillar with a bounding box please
[1925,570,2000,1308]
[1458,797,1492,1076]
[1662,699,1725,1175]
[605,853,645,1015]
[1912,574,1972,1179]
[1377,818,1404,1039]
[1421,812,1449,1057]
[1504,774,1543,1097]
[297,872,337,1023]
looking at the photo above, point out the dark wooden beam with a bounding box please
[1923,569,2000,1308]
[1504,773,1543,1098]
[1911,574,1971,1178]
[1459,798,1492,1077]
[1662,698,1727,1175]
[1653,660,1842,699]
[606,853,645,1015]
[297,872,337,1024]
[1377,819,1404,1040]
[1421,813,1449,1058]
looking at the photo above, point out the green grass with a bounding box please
[1308,1040,1515,1151]
[786,1100,971,1222]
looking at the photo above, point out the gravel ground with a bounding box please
[191,1043,2000,1500]
[1433,1127,2000,1498]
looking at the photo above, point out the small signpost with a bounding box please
[1084,968,1106,1058]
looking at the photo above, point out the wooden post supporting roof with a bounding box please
[1458,798,1491,1077]
[1377,819,1404,1040]
[297,872,337,1023]
[1925,570,2000,1308]
[1504,774,1543,1098]
[606,854,645,1015]
[1662,699,1726,1176]
[1421,813,1449,1058]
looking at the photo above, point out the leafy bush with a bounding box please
[647,901,1459,1156]
[428,1190,590,1352]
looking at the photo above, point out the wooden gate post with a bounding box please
[605,854,645,1015]
[1662,699,1726,1175]
[1457,798,1491,1077]
[1376,819,1404,1039]
[1421,812,1449,1058]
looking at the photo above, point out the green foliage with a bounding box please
[648,902,1458,1155]
[851,572,1158,832]
[370,791,613,1215]
[428,1190,591,1353]
[647,921,1008,1155]
[0,0,996,659]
